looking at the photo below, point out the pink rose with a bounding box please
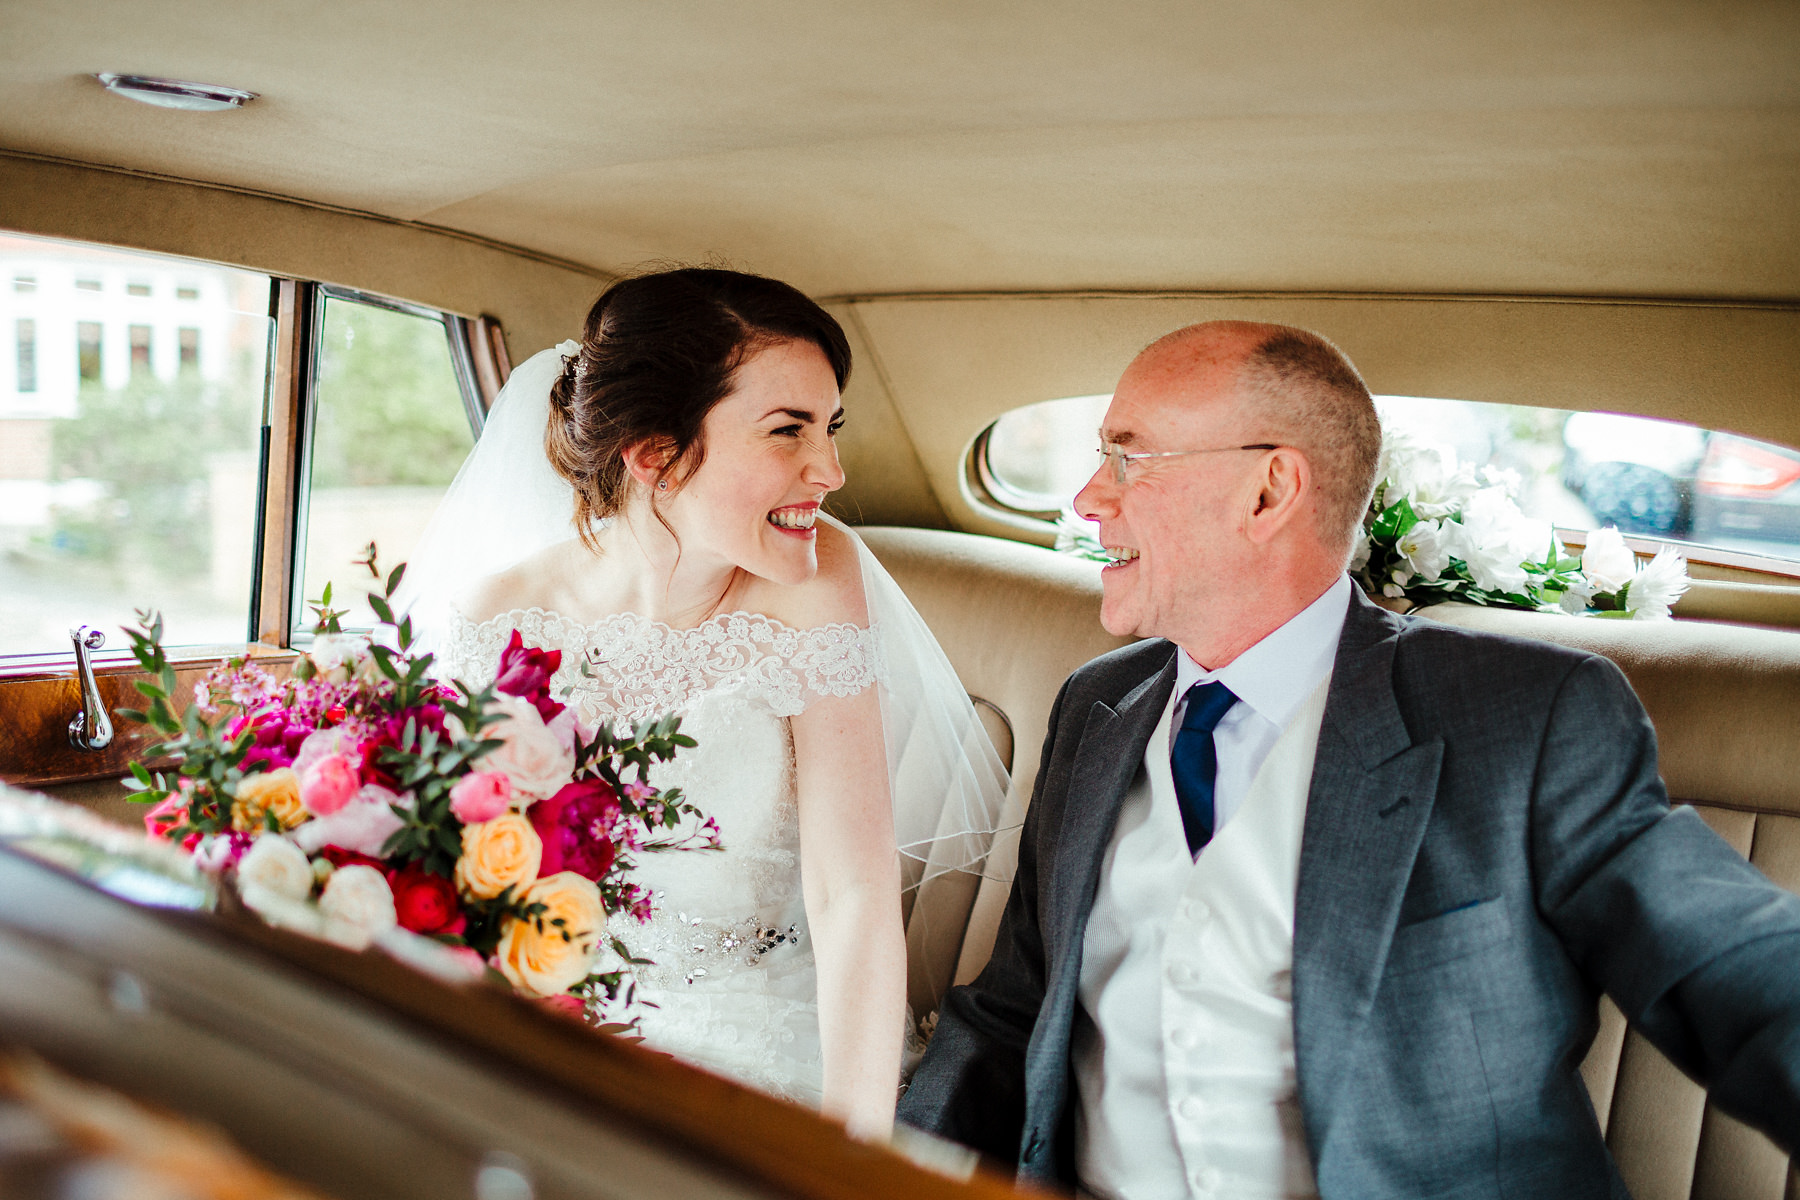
[300,754,361,817]
[538,993,586,1020]
[292,785,408,857]
[292,727,349,778]
[144,793,189,841]
[449,770,513,824]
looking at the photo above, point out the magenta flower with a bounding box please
[495,630,565,722]
[528,778,620,882]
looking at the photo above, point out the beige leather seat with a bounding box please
[860,525,1800,1199]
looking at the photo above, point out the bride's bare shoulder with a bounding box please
[451,539,588,625]
[749,519,871,630]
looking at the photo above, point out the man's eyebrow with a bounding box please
[1100,427,1140,447]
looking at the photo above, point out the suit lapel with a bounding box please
[1293,592,1444,1156]
[1045,647,1179,953]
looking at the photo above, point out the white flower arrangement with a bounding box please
[1355,431,1690,619]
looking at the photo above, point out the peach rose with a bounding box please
[495,871,605,998]
[454,812,542,901]
[231,768,307,832]
[481,694,575,802]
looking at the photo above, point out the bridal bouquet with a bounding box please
[1352,430,1689,618]
[120,550,720,1015]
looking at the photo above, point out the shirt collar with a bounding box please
[1175,574,1353,730]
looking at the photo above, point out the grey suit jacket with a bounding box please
[899,587,1800,1197]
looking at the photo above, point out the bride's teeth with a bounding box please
[768,508,817,530]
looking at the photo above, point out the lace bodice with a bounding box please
[439,606,884,1104]
[440,606,882,728]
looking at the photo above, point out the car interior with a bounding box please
[1,3,1797,1197]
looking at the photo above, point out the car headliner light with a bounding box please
[96,74,256,112]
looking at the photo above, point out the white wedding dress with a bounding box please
[401,343,1010,1106]
[438,605,887,1105]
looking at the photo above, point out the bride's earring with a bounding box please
[657,479,669,492]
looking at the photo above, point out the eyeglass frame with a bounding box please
[1095,434,1280,485]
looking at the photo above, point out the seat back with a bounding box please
[1422,604,1800,1200]
[863,526,1800,1197]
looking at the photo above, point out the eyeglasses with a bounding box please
[1096,437,1279,484]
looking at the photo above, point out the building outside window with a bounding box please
[75,322,101,382]
[128,324,151,375]
[0,232,271,657]
[14,319,34,394]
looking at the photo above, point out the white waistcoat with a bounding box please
[1073,676,1330,1200]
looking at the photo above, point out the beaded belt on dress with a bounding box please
[629,907,807,987]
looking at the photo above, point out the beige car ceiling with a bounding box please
[2,0,1797,531]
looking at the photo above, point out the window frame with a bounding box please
[285,285,488,642]
[0,238,510,788]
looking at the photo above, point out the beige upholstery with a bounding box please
[857,527,1130,1015]
[862,527,1799,1198]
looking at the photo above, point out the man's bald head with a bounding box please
[1133,321,1381,562]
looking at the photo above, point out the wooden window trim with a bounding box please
[258,278,312,647]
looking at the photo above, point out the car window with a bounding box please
[293,291,477,635]
[0,232,271,660]
[978,392,1800,565]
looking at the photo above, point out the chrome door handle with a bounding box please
[68,625,114,752]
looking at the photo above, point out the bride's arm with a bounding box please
[791,683,905,1140]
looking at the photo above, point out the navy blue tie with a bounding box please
[1171,681,1238,854]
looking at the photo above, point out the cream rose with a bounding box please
[319,863,398,949]
[454,812,543,900]
[481,694,575,802]
[1582,525,1638,594]
[308,633,370,684]
[236,835,313,901]
[231,768,308,832]
[495,871,605,998]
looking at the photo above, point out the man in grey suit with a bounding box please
[898,321,1800,1197]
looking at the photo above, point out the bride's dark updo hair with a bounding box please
[546,267,852,547]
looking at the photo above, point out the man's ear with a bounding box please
[1244,447,1311,544]
[621,438,677,492]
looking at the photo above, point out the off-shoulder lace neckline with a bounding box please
[450,604,868,639]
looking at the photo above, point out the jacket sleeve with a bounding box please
[1531,654,1800,1152]
[896,673,1072,1163]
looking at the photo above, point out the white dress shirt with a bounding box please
[1170,573,1353,837]
[1072,575,1352,1200]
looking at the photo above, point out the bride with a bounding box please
[399,268,1008,1138]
